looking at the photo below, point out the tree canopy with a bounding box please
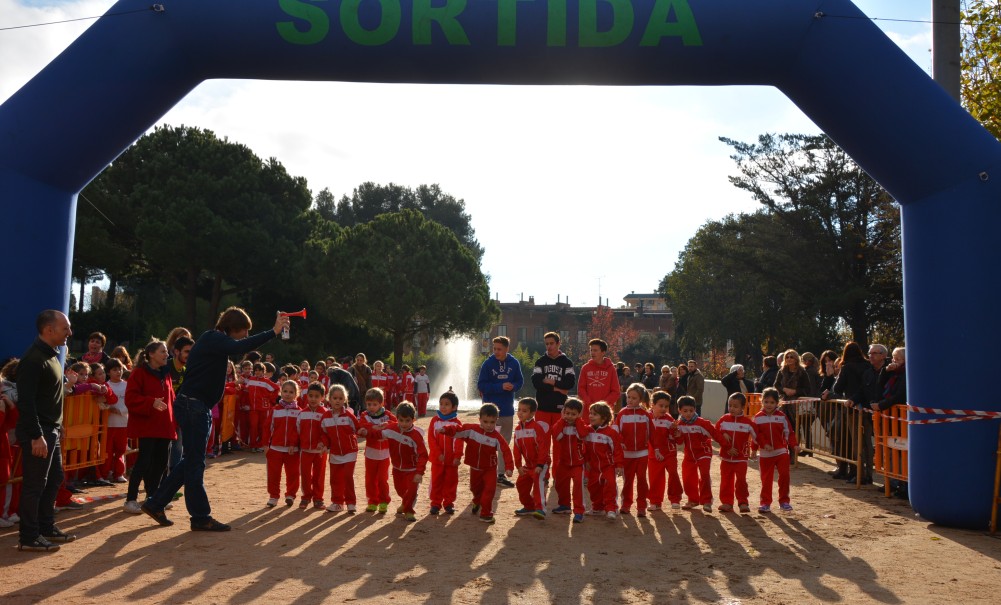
[962,0,1001,140]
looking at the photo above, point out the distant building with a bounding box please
[484,294,674,355]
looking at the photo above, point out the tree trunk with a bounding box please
[848,299,869,349]
[106,274,118,309]
[393,331,405,372]
[78,277,85,313]
[184,267,198,330]
[208,274,223,328]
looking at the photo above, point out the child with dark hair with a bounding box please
[752,387,799,512]
[672,396,725,512]
[245,362,280,452]
[359,401,428,522]
[582,402,623,518]
[298,382,331,509]
[550,397,588,523]
[715,392,756,513]
[358,388,396,513]
[512,397,551,520]
[265,381,301,508]
[321,384,360,513]
[428,390,464,515]
[100,358,129,482]
[615,384,653,516]
[648,391,682,511]
[436,403,514,524]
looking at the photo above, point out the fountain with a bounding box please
[430,336,482,411]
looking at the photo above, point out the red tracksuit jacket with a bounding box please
[245,376,280,411]
[551,417,587,467]
[367,422,429,473]
[513,418,552,469]
[715,413,757,462]
[269,403,300,452]
[320,408,360,463]
[577,358,621,408]
[428,414,464,465]
[441,424,514,472]
[88,378,118,405]
[649,415,678,460]
[614,407,653,459]
[359,410,397,461]
[751,410,798,459]
[297,406,331,454]
[581,423,624,473]
[673,417,723,462]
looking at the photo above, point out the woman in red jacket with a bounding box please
[122,340,176,514]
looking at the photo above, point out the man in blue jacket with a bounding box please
[477,336,523,487]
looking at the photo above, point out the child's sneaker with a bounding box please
[299,500,309,509]
[637,510,647,518]
[0,516,12,528]
[471,503,481,515]
[552,505,572,515]
[606,511,616,519]
[619,508,631,515]
[377,503,389,514]
[113,475,128,483]
[325,503,343,513]
[266,498,278,508]
[404,512,417,522]
[443,505,455,515]
[532,509,546,520]
[758,505,771,513]
[313,500,325,509]
[738,504,751,514]
[479,515,495,524]
[681,502,697,510]
[718,504,733,513]
[586,509,603,516]
[780,503,794,512]
[572,513,584,524]
[365,504,378,512]
[285,497,295,508]
[647,504,660,511]
[346,504,357,514]
[702,504,713,513]
[514,508,533,516]
[429,506,440,515]
[671,503,681,510]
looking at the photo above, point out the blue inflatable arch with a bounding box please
[2,0,999,529]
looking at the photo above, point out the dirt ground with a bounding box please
[2,411,999,604]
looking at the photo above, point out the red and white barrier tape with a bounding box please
[906,405,1001,418]
[908,416,997,425]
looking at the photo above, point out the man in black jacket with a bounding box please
[15,310,75,552]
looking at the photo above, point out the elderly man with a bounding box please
[16,310,76,552]
[686,360,705,416]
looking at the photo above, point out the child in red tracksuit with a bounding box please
[715,392,757,513]
[648,391,683,511]
[615,384,653,516]
[672,395,725,512]
[428,390,464,515]
[320,384,360,513]
[752,387,799,512]
[582,402,624,518]
[358,388,396,513]
[550,398,587,523]
[266,381,301,507]
[298,382,331,509]
[246,362,280,452]
[512,397,551,520]
[438,403,514,524]
[361,402,428,522]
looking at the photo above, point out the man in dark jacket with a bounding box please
[327,364,361,413]
[15,310,75,551]
[755,356,778,393]
[857,344,889,485]
[721,364,754,397]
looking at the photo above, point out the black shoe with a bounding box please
[860,475,873,485]
[190,517,231,532]
[68,485,86,494]
[444,505,455,515]
[42,528,77,543]
[18,536,60,552]
[831,470,848,480]
[56,500,84,511]
[140,502,174,527]
[844,474,857,484]
[93,478,113,487]
[497,476,515,488]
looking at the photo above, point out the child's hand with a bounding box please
[504,470,513,478]
[615,467,624,478]
[763,444,774,452]
[520,466,532,474]
[728,447,739,457]
[438,454,445,463]
[358,428,368,437]
[795,445,802,454]
[413,474,422,484]
[654,451,664,462]
[66,371,79,385]
[452,458,461,467]
[723,433,732,443]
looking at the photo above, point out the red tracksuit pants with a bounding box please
[329,460,357,506]
[300,452,327,503]
[648,454,683,506]
[99,426,129,478]
[250,409,269,448]
[429,461,459,508]
[469,467,499,518]
[236,408,250,445]
[586,466,618,512]
[516,464,549,511]
[266,449,300,499]
[365,457,391,505]
[682,455,713,505]
[758,453,791,506]
[415,393,429,416]
[719,460,750,506]
[621,456,648,512]
[554,463,585,514]
[392,469,420,513]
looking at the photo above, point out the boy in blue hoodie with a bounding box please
[476,336,524,487]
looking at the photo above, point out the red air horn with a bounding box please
[278,308,307,340]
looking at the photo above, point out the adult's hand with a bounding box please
[31,436,48,458]
[273,314,290,335]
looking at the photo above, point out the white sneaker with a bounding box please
[702,504,713,513]
[0,516,13,527]
[123,500,142,514]
[346,504,357,513]
[586,509,603,516]
[165,503,173,510]
[325,503,343,513]
[606,511,616,519]
[647,504,660,511]
[8,513,19,523]
[113,476,128,483]
[671,503,681,510]
[266,498,278,507]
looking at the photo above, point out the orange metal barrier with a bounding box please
[745,393,762,417]
[793,398,863,487]
[62,392,110,472]
[872,404,908,497]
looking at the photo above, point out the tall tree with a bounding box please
[961,0,1001,140]
[329,182,484,260]
[314,210,498,367]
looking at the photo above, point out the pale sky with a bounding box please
[1,1,933,308]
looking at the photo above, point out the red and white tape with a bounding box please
[906,405,1001,418]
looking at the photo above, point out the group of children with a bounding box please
[259,379,800,524]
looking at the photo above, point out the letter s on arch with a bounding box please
[277,0,331,45]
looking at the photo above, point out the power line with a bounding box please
[79,192,116,228]
[816,13,963,26]
[0,4,163,32]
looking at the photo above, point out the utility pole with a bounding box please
[932,0,962,102]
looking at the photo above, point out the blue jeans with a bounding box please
[149,395,212,521]
[18,426,62,543]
